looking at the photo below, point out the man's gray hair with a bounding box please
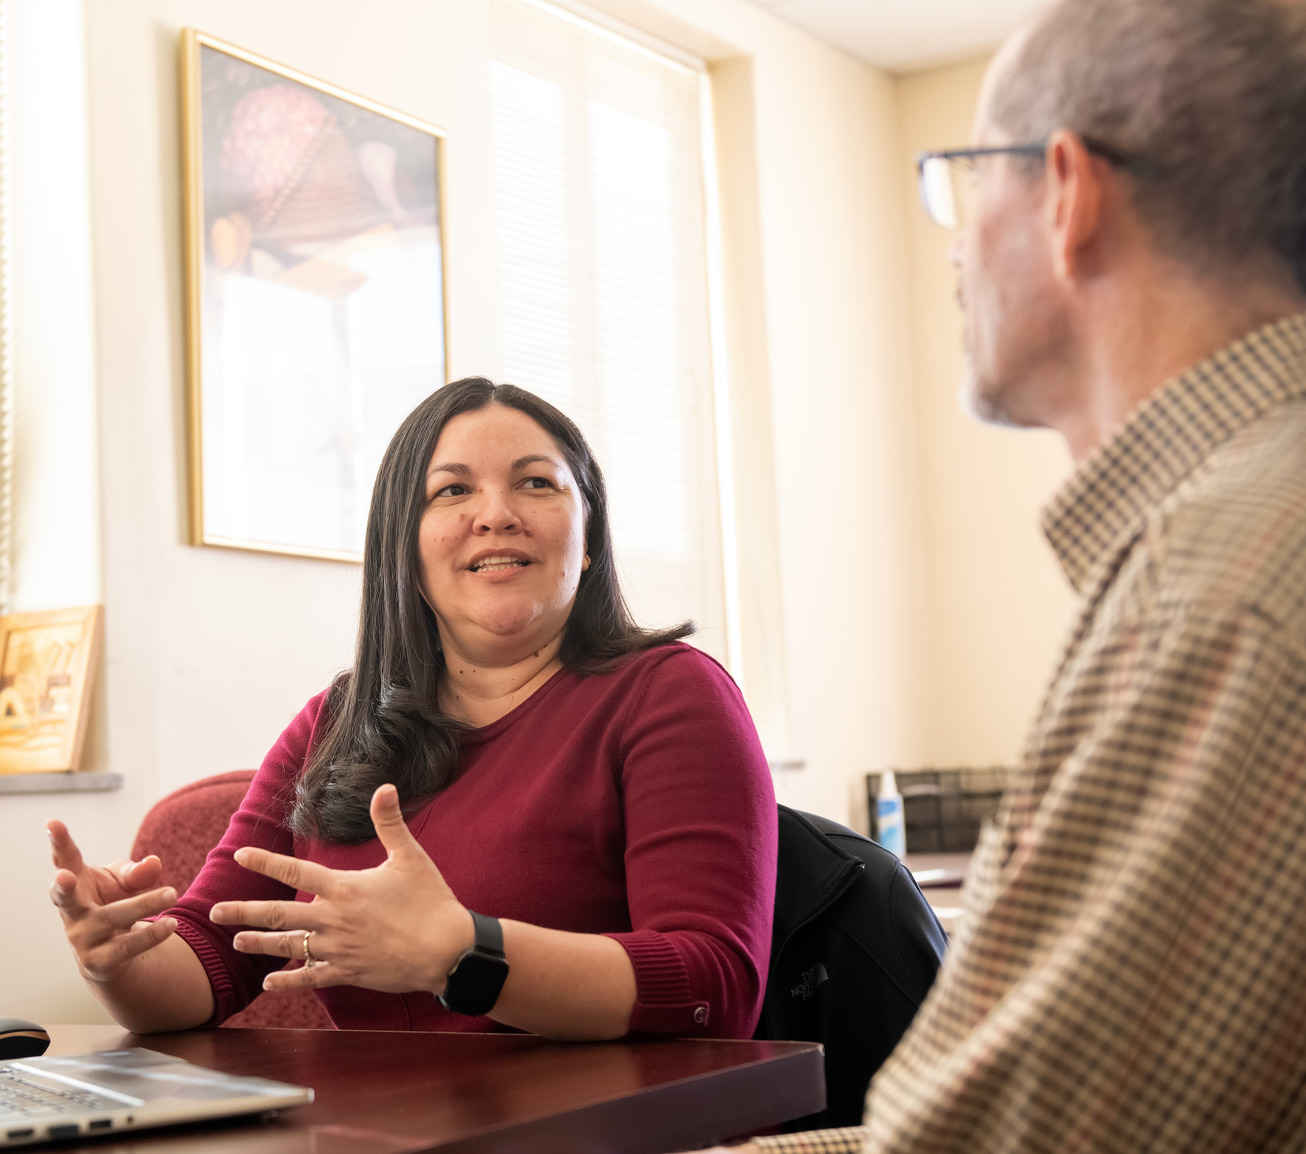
[990,0,1306,291]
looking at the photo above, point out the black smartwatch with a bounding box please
[438,911,509,1016]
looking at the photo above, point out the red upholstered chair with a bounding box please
[131,770,334,1029]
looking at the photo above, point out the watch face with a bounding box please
[440,949,509,1016]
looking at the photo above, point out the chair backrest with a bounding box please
[755,805,947,1130]
[132,771,333,1030]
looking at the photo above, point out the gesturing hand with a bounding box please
[211,784,474,996]
[47,820,179,982]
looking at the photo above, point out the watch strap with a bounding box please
[438,910,509,1016]
[468,910,505,959]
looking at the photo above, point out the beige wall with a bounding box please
[7,0,115,1028]
[4,2,1087,1027]
[5,0,941,1023]
[895,56,1079,768]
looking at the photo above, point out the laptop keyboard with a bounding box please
[0,1067,122,1119]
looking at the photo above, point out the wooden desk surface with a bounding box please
[906,852,972,936]
[43,1025,824,1154]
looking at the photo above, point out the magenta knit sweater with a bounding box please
[165,642,777,1038]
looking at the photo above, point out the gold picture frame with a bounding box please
[181,30,449,562]
[0,606,103,774]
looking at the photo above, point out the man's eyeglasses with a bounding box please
[916,139,1150,230]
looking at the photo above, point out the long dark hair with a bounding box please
[290,377,692,842]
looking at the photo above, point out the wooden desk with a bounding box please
[43,1025,824,1154]
[906,852,972,936]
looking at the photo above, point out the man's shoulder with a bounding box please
[1153,397,1306,632]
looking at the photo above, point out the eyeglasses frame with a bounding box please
[915,136,1156,228]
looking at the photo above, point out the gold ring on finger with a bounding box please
[302,930,318,968]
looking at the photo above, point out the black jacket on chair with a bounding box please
[754,805,948,1130]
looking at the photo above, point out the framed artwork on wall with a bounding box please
[181,30,449,561]
[0,606,103,774]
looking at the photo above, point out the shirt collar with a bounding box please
[1042,312,1306,594]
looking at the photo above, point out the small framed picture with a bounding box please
[181,30,448,561]
[0,606,103,774]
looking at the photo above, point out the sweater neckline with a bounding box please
[454,664,572,745]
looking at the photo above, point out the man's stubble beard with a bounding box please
[957,319,1027,428]
[956,294,1073,431]
[959,374,1025,428]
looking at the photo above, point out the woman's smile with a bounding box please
[466,549,534,574]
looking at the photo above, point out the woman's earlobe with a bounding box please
[582,554,591,571]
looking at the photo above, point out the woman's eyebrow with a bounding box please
[512,454,560,471]
[426,462,469,478]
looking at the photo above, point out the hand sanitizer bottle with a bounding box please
[875,770,907,858]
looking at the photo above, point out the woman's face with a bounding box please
[418,404,588,664]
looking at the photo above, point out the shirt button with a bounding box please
[693,1006,707,1025]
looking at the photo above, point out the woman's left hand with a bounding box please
[211,784,473,995]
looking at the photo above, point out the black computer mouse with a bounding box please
[0,1018,50,1060]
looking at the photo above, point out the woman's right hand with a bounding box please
[47,820,180,983]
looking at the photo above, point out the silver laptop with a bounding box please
[0,1047,312,1147]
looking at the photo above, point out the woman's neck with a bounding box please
[437,637,564,727]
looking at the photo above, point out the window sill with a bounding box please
[0,773,123,795]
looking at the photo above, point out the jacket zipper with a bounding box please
[769,859,864,978]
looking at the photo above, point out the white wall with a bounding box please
[749,32,930,823]
[5,1,1091,1031]
[3,0,934,1023]
[646,0,932,824]
[10,0,99,616]
[895,57,1079,768]
[5,0,113,1027]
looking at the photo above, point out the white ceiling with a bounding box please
[741,0,1050,73]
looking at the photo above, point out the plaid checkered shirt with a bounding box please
[755,313,1306,1154]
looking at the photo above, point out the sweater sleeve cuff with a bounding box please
[605,929,712,1034]
[167,915,238,1026]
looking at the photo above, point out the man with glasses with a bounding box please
[699,0,1306,1151]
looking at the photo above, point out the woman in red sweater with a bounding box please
[49,379,776,1040]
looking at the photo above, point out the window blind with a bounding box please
[489,0,728,659]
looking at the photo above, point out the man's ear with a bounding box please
[1045,129,1105,283]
